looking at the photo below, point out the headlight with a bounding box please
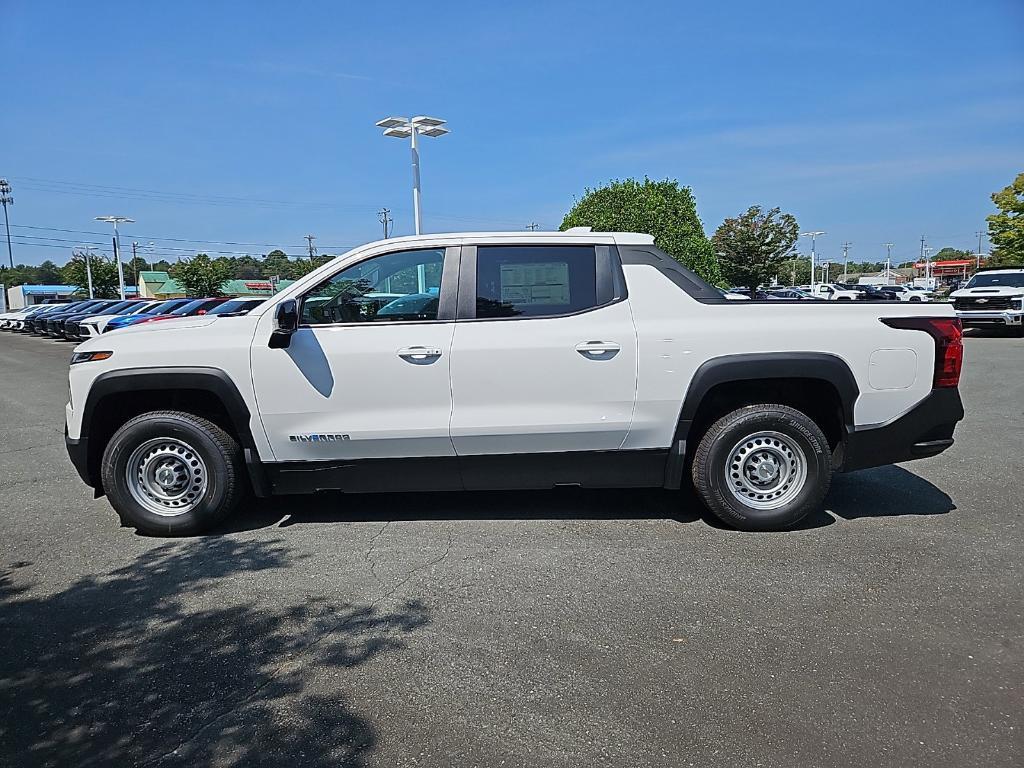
[70,350,113,365]
[1015,297,1024,310]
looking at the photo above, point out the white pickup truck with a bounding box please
[799,283,863,301]
[950,267,1024,333]
[65,231,965,535]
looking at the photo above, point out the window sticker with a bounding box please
[499,262,570,305]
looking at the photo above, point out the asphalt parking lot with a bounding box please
[0,330,1020,768]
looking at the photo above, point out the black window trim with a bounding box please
[455,243,628,322]
[296,245,461,328]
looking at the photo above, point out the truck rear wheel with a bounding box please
[100,411,244,536]
[691,404,832,531]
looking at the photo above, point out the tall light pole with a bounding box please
[884,242,894,285]
[975,230,986,271]
[77,244,95,298]
[95,216,133,299]
[801,231,826,285]
[375,116,450,235]
[0,178,14,269]
[841,241,852,283]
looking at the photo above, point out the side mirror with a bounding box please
[268,299,298,349]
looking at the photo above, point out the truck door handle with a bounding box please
[397,346,442,361]
[575,341,621,357]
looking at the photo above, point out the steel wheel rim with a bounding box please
[725,430,808,511]
[125,438,208,517]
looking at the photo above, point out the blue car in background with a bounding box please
[104,299,193,332]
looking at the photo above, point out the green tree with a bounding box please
[712,206,800,296]
[36,260,63,284]
[260,249,293,280]
[60,254,121,298]
[986,172,1024,267]
[169,253,234,297]
[932,247,972,262]
[560,177,721,283]
[778,256,812,286]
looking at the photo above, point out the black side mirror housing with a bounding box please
[268,299,299,349]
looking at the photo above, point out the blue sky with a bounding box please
[3,0,1022,268]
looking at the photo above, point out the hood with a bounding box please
[950,286,1024,298]
[115,316,218,334]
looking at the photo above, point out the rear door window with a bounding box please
[474,245,603,318]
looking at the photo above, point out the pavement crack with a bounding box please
[364,521,391,581]
[378,529,455,604]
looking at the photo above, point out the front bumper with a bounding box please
[841,388,964,472]
[955,310,1023,327]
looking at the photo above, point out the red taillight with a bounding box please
[882,316,963,388]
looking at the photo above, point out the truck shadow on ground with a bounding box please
[0,539,430,767]
[221,464,954,534]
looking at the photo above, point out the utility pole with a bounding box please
[0,179,14,269]
[841,242,852,283]
[304,234,317,262]
[526,222,540,231]
[95,216,133,299]
[920,235,929,281]
[975,230,986,271]
[378,208,393,239]
[77,245,95,298]
[131,241,140,286]
[884,243,894,285]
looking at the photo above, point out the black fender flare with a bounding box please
[73,366,269,496]
[662,352,860,488]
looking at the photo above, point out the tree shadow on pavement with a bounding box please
[0,539,430,767]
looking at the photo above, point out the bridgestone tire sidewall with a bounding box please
[102,416,235,536]
[701,408,831,531]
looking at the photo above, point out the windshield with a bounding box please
[206,299,260,315]
[964,272,1024,288]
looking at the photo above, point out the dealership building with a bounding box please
[5,283,140,309]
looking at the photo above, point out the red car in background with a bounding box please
[129,298,230,327]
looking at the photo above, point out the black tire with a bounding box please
[101,410,245,536]
[691,404,832,531]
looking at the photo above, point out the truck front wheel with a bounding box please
[691,404,832,531]
[100,411,245,536]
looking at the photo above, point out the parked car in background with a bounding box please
[23,301,91,334]
[31,301,102,335]
[76,300,163,339]
[950,267,1024,333]
[46,300,121,339]
[876,284,931,302]
[767,288,822,300]
[117,297,229,329]
[204,298,267,317]
[103,299,195,333]
[64,300,149,341]
[799,283,862,301]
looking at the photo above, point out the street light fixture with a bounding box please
[800,231,826,285]
[95,215,134,299]
[375,115,450,235]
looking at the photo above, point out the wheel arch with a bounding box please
[76,367,269,497]
[663,353,859,488]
